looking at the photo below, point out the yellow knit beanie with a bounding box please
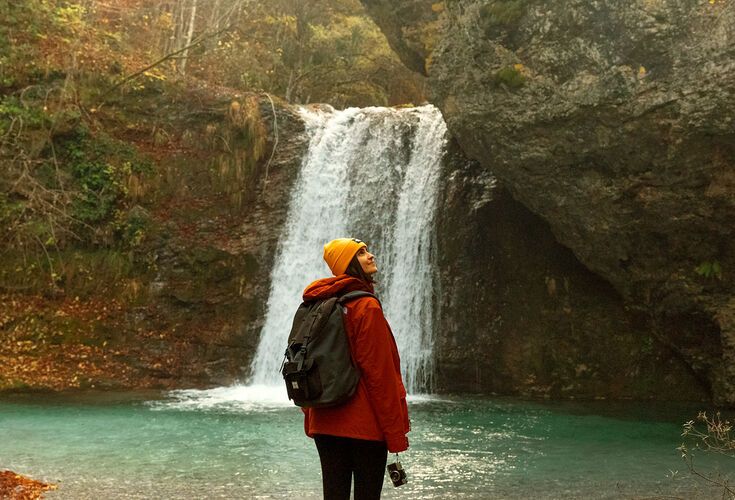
[323,238,367,276]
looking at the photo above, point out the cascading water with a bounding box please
[250,105,447,395]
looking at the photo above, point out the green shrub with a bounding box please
[114,206,151,248]
[0,0,78,90]
[0,192,24,228]
[57,126,152,228]
[695,260,722,280]
[0,96,50,133]
[1,101,154,253]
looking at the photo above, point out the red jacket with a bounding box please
[300,275,410,453]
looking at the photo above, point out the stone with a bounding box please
[363,0,735,403]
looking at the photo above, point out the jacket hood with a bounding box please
[303,275,374,301]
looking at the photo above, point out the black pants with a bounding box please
[314,434,388,500]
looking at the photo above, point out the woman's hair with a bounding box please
[345,253,374,283]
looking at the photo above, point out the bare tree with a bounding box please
[179,0,197,74]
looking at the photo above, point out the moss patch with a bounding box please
[493,65,526,89]
[479,0,530,37]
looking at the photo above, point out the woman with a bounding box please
[301,237,410,500]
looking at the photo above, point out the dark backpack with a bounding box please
[281,290,376,408]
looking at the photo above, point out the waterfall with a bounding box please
[249,105,447,394]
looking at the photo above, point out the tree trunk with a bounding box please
[172,0,186,64]
[209,0,221,31]
[285,69,295,103]
[179,0,198,74]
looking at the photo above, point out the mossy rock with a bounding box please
[493,66,526,89]
[479,0,529,38]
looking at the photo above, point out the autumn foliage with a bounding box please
[0,471,56,500]
[0,0,424,392]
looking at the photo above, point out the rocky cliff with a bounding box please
[0,87,308,391]
[363,0,735,403]
[436,144,706,400]
[129,92,308,388]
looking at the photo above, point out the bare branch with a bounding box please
[98,27,231,101]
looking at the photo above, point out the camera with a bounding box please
[387,461,407,487]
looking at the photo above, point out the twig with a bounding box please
[683,454,735,497]
[99,0,246,102]
[31,233,56,281]
[98,24,233,102]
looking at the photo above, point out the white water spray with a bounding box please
[249,105,447,394]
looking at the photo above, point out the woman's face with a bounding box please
[356,247,378,276]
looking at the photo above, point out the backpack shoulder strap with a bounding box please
[289,297,338,345]
[338,290,380,308]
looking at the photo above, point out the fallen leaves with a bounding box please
[0,470,57,500]
[0,289,240,391]
[0,293,135,390]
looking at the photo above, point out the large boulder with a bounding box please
[363,0,735,403]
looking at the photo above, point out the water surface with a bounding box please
[1,390,732,499]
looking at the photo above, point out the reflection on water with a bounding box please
[0,392,732,499]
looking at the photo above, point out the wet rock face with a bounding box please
[360,0,436,75]
[435,144,708,400]
[365,0,735,403]
[128,96,309,388]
